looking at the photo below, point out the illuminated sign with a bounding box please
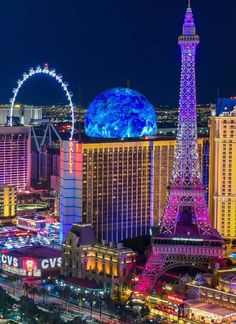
[15,231,31,237]
[69,141,74,174]
[172,238,203,242]
[167,295,184,304]
[1,254,18,268]
[41,257,62,269]
[23,258,37,272]
[1,253,61,273]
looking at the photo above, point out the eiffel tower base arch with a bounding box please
[133,243,223,297]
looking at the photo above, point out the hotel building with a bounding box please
[0,127,31,192]
[60,137,206,243]
[209,105,236,238]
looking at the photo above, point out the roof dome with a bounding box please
[84,87,157,138]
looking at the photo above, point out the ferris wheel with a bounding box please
[9,64,75,140]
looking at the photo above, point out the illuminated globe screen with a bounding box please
[84,88,157,138]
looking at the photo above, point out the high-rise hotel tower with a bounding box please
[60,137,206,243]
[209,100,236,239]
[0,127,31,192]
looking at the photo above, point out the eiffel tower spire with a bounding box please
[160,1,211,236]
[133,2,223,297]
[183,0,196,36]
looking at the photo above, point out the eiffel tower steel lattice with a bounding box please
[134,1,223,297]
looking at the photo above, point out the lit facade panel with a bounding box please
[0,127,31,192]
[209,107,236,238]
[0,185,16,219]
[60,141,83,241]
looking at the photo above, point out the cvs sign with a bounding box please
[41,257,61,269]
[1,254,19,268]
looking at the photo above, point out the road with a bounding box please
[0,281,120,323]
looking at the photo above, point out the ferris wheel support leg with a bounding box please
[31,126,40,153]
[50,122,62,142]
[41,122,50,147]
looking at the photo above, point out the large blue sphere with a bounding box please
[84,88,157,138]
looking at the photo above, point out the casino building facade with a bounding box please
[62,223,137,288]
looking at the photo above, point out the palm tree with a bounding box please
[4,274,19,296]
[22,283,31,297]
[103,292,117,315]
[74,290,86,314]
[38,285,48,305]
[29,286,39,301]
[96,297,103,321]
[55,285,71,310]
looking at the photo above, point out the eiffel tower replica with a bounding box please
[134,0,223,296]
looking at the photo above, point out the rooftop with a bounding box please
[217,98,236,116]
[3,246,61,259]
[0,126,31,134]
[187,300,236,318]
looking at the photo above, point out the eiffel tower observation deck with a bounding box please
[134,0,223,297]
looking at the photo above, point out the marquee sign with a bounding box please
[0,251,62,276]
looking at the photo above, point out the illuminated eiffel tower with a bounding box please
[134,0,223,296]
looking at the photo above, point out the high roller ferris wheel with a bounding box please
[9,64,75,140]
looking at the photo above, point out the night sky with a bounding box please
[0,0,235,107]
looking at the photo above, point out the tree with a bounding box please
[118,304,138,323]
[19,296,39,324]
[86,293,97,320]
[38,311,65,324]
[69,316,87,324]
[38,285,48,305]
[103,292,117,313]
[29,286,39,301]
[22,283,31,297]
[75,290,86,313]
[4,274,19,296]
[55,285,71,310]
[140,305,150,318]
[38,311,52,324]
[0,286,15,314]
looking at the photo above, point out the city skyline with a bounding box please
[0,2,235,323]
[0,1,235,108]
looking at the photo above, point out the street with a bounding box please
[0,280,120,323]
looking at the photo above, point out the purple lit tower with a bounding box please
[134,1,223,297]
[161,0,208,236]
